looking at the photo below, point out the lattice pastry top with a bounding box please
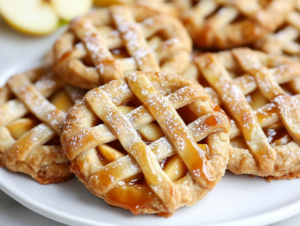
[255,0,300,56]
[119,0,179,17]
[53,4,191,90]
[188,48,300,179]
[0,67,85,184]
[178,0,294,49]
[61,71,230,216]
[94,0,178,16]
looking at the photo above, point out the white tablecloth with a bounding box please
[0,16,299,226]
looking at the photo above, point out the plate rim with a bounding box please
[1,169,300,226]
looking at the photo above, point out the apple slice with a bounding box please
[0,0,92,36]
[51,0,92,21]
[0,0,58,36]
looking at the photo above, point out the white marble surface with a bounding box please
[0,190,65,226]
[0,15,300,226]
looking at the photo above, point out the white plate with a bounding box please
[1,29,300,226]
[2,165,300,226]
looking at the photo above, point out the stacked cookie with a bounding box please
[1,0,300,217]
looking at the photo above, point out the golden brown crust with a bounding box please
[0,67,85,184]
[179,0,295,49]
[266,169,300,181]
[191,47,300,178]
[53,4,191,89]
[61,72,230,216]
[255,0,300,56]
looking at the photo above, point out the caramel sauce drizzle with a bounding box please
[85,87,178,212]
[105,184,158,215]
[128,73,216,189]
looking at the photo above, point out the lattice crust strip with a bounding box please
[61,72,230,216]
[53,4,191,90]
[0,67,85,184]
[255,1,300,56]
[177,0,295,49]
[192,47,300,178]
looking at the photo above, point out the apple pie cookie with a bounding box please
[93,0,178,17]
[0,67,85,184]
[53,4,191,90]
[61,72,230,216]
[179,0,294,49]
[255,0,300,56]
[191,48,300,179]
